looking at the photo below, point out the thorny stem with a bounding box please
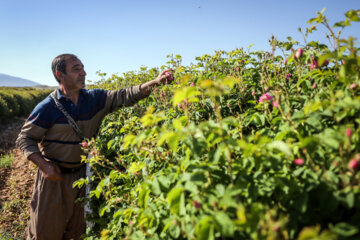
[322,17,338,50]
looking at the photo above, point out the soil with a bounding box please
[0,118,36,240]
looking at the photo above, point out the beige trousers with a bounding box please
[27,167,86,240]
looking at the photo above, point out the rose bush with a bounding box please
[76,9,360,240]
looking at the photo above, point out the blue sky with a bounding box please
[0,0,359,86]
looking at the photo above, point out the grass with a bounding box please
[0,154,14,169]
[0,232,24,240]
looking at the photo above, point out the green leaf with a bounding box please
[330,222,358,237]
[138,186,150,209]
[173,86,201,107]
[129,162,146,174]
[195,216,214,240]
[213,212,235,237]
[345,10,360,22]
[345,192,355,208]
[158,131,180,152]
[173,116,188,130]
[149,179,161,195]
[122,134,136,149]
[166,187,185,215]
[306,112,322,130]
[268,140,293,157]
[221,76,238,89]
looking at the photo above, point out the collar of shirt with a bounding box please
[56,89,87,101]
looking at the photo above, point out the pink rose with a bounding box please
[312,82,316,89]
[346,128,352,138]
[81,142,88,148]
[259,93,273,103]
[286,73,292,80]
[190,82,195,87]
[117,197,122,203]
[348,159,359,171]
[284,59,288,65]
[310,60,318,69]
[294,158,304,165]
[164,71,174,81]
[252,90,256,96]
[272,101,279,108]
[350,83,357,90]
[177,103,183,110]
[295,48,303,59]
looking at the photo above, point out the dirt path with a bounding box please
[0,118,36,240]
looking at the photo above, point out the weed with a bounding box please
[0,154,14,169]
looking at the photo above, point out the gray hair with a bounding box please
[51,54,78,83]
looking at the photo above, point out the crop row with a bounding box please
[0,87,52,121]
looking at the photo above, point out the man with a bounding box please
[16,53,173,240]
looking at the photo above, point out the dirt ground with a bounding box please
[0,118,36,240]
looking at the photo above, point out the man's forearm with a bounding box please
[28,152,49,171]
[140,79,160,96]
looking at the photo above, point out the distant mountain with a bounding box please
[0,73,43,87]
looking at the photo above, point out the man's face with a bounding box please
[58,57,86,91]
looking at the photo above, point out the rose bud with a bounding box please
[190,82,195,87]
[346,128,352,138]
[350,83,357,90]
[284,59,288,65]
[193,201,201,209]
[117,197,122,203]
[322,59,329,67]
[272,101,279,108]
[310,60,318,69]
[295,48,303,59]
[252,90,256,96]
[294,158,304,165]
[348,159,359,171]
[312,83,316,89]
[81,142,88,148]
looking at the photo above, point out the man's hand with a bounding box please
[155,69,175,85]
[40,162,63,181]
[28,152,64,181]
[140,69,174,96]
